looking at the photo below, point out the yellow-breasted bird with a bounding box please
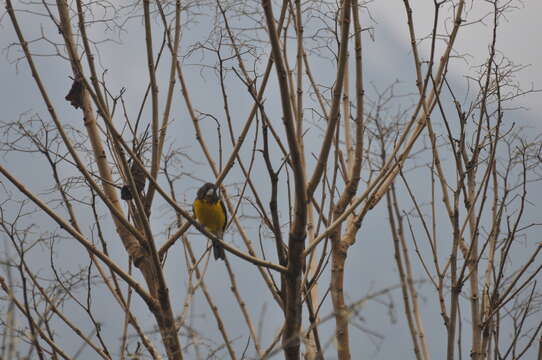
[193,183,227,260]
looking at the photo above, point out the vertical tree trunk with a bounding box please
[331,240,351,360]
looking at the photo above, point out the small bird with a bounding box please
[192,183,227,260]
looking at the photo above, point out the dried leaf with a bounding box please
[65,79,84,109]
[121,160,146,201]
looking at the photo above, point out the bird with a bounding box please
[192,183,227,260]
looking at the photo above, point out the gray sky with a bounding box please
[1,0,541,359]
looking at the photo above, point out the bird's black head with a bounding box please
[197,182,219,202]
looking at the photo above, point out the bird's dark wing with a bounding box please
[220,199,228,234]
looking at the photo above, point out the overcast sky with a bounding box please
[1,0,541,359]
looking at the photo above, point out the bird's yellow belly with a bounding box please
[194,200,226,235]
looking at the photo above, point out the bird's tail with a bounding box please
[212,239,226,260]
